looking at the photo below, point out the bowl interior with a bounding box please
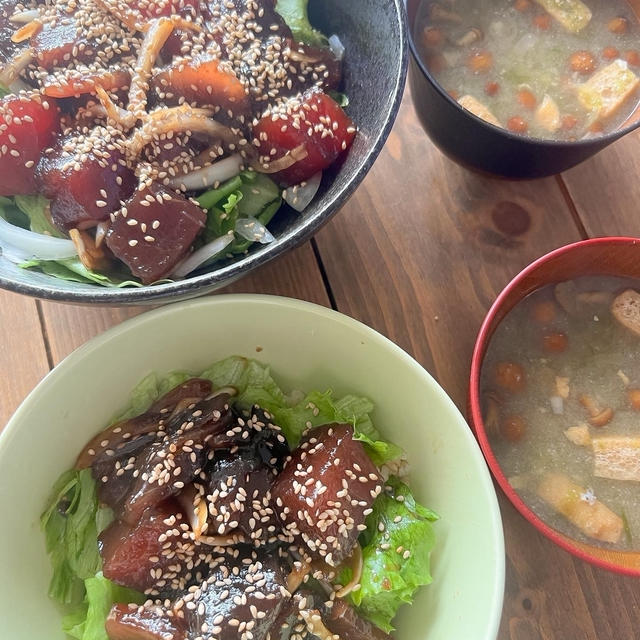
[0,0,407,304]
[470,237,640,575]
[0,296,503,640]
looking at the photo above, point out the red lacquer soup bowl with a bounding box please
[469,237,640,576]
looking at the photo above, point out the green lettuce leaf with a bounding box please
[347,476,438,633]
[41,469,111,605]
[275,0,328,46]
[14,194,63,237]
[200,171,282,256]
[201,356,400,460]
[0,84,10,98]
[62,574,144,640]
[114,370,192,421]
[19,257,152,288]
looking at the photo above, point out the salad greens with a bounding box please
[344,476,439,633]
[44,357,435,637]
[41,469,144,639]
[275,0,328,47]
[1,171,283,285]
[62,575,144,640]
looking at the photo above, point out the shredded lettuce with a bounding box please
[275,0,328,47]
[14,194,63,237]
[343,476,438,633]
[41,469,111,604]
[20,257,148,287]
[0,84,10,97]
[62,574,144,640]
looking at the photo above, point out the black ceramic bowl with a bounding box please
[407,0,640,179]
[0,0,408,305]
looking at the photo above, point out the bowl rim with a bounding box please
[469,236,640,576]
[0,1,409,305]
[405,2,640,149]
[1,293,505,639]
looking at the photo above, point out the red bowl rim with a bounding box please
[469,236,640,576]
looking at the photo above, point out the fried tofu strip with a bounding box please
[534,0,592,33]
[593,436,640,482]
[536,472,623,543]
[578,60,640,121]
[458,95,501,127]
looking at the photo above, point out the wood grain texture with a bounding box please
[561,130,640,237]
[316,92,640,639]
[0,291,49,428]
[39,242,329,365]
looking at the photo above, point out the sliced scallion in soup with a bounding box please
[415,0,640,140]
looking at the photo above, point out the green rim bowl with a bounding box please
[0,295,504,639]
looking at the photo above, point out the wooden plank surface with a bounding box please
[0,291,49,428]
[561,130,640,237]
[39,242,329,365]
[315,92,640,639]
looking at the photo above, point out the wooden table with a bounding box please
[2,86,640,639]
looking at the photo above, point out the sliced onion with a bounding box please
[169,154,243,191]
[0,241,30,263]
[255,143,307,174]
[9,9,40,23]
[171,232,234,278]
[283,171,322,212]
[234,217,275,244]
[0,216,77,260]
[329,34,345,60]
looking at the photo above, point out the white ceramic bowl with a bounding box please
[0,295,504,639]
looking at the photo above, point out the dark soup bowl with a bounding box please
[0,0,407,305]
[407,0,640,179]
[469,237,640,575]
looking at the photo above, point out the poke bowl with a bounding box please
[0,295,504,640]
[469,237,640,575]
[407,0,640,178]
[0,0,407,304]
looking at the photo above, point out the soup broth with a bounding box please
[415,0,640,140]
[481,276,640,550]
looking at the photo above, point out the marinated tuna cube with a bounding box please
[76,378,213,469]
[252,89,356,186]
[36,126,136,230]
[272,424,382,566]
[106,603,183,640]
[202,451,278,541]
[105,184,207,284]
[153,56,250,113]
[322,600,392,640]
[32,20,93,70]
[106,549,289,640]
[121,393,235,524]
[178,549,290,640]
[0,94,60,195]
[101,501,185,593]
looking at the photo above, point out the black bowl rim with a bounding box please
[406,1,640,149]
[1,2,408,305]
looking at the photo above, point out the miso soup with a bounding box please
[415,0,640,140]
[481,276,640,550]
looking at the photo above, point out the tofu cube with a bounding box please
[593,436,640,482]
[534,0,592,33]
[578,60,640,120]
[458,95,501,127]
